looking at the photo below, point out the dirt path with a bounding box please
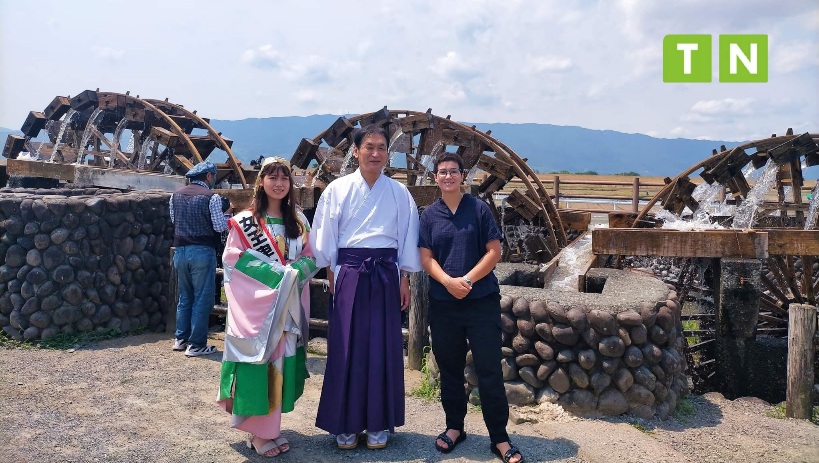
[1,332,817,463]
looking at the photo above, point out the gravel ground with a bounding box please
[1,331,817,463]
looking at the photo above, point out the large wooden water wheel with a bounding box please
[628,129,819,391]
[289,107,571,262]
[2,90,250,187]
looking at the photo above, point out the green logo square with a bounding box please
[719,34,768,82]
[663,34,712,82]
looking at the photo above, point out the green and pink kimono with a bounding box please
[217,210,317,440]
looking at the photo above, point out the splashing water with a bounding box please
[805,182,819,229]
[545,232,593,291]
[309,161,325,187]
[741,162,756,179]
[781,186,792,201]
[732,159,778,229]
[136,138,156,170]
[75,108,106,165]
[338,145,356,176]
[50,109,77,162]
[656,209,724,231]
[34,120,57,160]
[387,129,405,165]
[416,141,445,186]
[499,196,508,239]
[465,165,480,185]
[690,182,725,225]
[126,130,138,154]
[109,118,130,167]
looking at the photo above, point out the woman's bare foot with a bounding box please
[495,441,523,463]
[436,429,461,450]
[251,436,281,457]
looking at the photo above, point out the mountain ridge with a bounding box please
[1,117,740,176]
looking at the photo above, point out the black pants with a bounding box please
[429,292,510,444]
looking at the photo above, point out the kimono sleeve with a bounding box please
[290,210,319,282]
[398,187,422,272]
[309,187,339,269]
[222,217,249,272]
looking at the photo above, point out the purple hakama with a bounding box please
[315,247,404,435]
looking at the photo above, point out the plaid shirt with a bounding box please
[169,180,227,233]
[170,181,228,248]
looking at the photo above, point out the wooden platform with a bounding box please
[6,158,186,191]
[592,228,819,258]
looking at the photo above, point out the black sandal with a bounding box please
[490,441,525,463]
[434,429,466,453]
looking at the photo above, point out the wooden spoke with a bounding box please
[292,108,569,264]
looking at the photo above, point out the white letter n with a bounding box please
[730,43,757,74]
[676,43,698,74]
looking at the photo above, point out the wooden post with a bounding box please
[632,177,640,213]
[553,175,561,209]
[408,272,430,371]
[786,304,816,419]
[165,247,178,335]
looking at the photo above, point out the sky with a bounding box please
[1,0,817,142]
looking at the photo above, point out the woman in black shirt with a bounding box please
[418,153,525,463]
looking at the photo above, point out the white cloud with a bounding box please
[530,56,574,73]
[585,83,608,99]
[440,82,468,104]
[432,51,481,80]
[92,46,124,62]
[296,90,319,105]
[669,127,687,136]
[242,44,281,69]
[283,55,332,84]
[689,98,755,117]
[773,40,819,73]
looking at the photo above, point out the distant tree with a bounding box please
[614,171,640,176]
[578,170,599,175]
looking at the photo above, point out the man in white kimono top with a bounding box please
[311,125,421,450]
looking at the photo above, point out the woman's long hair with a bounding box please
[249,159,302,239]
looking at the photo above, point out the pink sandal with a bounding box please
[246,436,281,457]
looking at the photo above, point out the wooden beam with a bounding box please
[765,230,819,255]
[591,229,769,258]
[77,167,184,190]
[6,158,77,181]
[507,189,540,221]
[557,210,591,231]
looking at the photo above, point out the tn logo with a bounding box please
[663,34,768,83]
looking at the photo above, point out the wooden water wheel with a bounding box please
[289,107,571,262]
[3,90,250,187]
[628,129,819,391]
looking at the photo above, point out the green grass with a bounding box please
[682,319,700,346]
[0,335,34,349]
[629,422,654,434]
[767,402,819,425]
[0,328,142,351]
[673,397,696,421]
[410,346,440,402]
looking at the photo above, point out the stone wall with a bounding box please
[428,266,689,420]
[0,187,174,341]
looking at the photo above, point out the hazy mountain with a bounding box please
[208,117,739,176]
[2,118,740,176]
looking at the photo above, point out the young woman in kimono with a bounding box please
[217,157,318,457]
